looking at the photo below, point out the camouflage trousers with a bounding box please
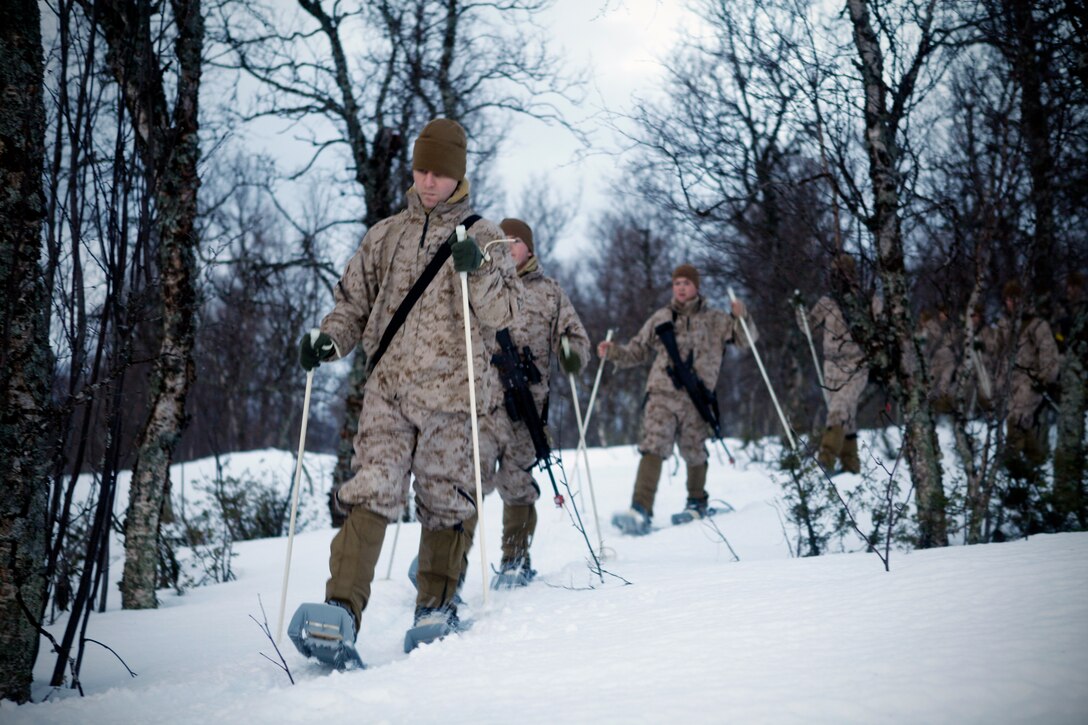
[638,392,708,467]
[478,409,541,507]
[824,358,868,433]
[338,388,478,529]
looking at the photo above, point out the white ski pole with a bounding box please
[795,291,829,407]
[277,334,317,643]
[384,510,403,580]
[457,225,489,608]
[563,336,604,558]
[729,288,798,453]
[567,329,612,486]
[581,328,613,452]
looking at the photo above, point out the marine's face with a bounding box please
[672,276,697,303]
[413,169,459,209]
[510,240,531,267]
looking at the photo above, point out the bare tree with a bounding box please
[74,0,206,608]
[844,0,959,547]
[0,0,52,703]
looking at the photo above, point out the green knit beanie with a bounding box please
[412,119,467,181]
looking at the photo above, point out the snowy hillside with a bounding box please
[10,439,1088,724]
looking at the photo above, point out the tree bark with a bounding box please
[847,0,948,547]
[87,0,204,609]
[0,0,52,702]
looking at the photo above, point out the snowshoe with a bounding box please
[671,498,734,525]
[489,559,536,590]
[611,505,652,536]
[287,601,365,670]
[404,606,467,653]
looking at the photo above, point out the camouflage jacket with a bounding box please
[320,182,518,413]
[800,295,864,365]
[608,295,757,396]
[993,313,1060,390]
[489,264,590,413]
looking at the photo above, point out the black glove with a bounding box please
[299,329,336,371]
[792,289,805,308]
[451,233,484,273]
[330,485,352,518]
[559,341,581,374]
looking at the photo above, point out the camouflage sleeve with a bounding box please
[554,286,590,373]
[320,231,378,357]
[608,312,661,369]
[1035,319,1061,384]
[466,221,517,331]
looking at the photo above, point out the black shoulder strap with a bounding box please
[368,214,481,374]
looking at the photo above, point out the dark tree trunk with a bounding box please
[0,0,52,703]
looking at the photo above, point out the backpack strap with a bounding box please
[368,214,481,375]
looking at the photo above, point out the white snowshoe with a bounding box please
[404,606,468,653]
[611,505,652,536]
[671,499,734,526]
[287,602,365,670]
[489,560,536,590]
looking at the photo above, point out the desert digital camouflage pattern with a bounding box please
[609,295,757,459]
[479,264,590,505]
[799,295,869,433]
[321,182,518,529]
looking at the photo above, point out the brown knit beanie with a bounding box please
[672,264,700,289]
[412,119,467,181]
[500,218,534,255]
[1003,279,1022,300]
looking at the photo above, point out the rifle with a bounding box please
[654,321,735,465]
[491,328,565,506]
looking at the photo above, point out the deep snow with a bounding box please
[9,440,1088,724]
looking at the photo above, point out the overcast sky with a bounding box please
[497,0,691,259]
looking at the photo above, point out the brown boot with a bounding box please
[416,523,471,611]
[685,462,708,502]
[325,507,388,630]
[841,433,861,474]
[817,425,845,472]
[631,453,663,517]
[500,504,537,566]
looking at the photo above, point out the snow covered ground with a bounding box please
[10,439,1088,724]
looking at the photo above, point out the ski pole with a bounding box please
[458,225,489,608]
[567,329,612,486]
[277,338,317,643]
[728,287,798,452]
[578,326,613,439]
[795,291,829,407]
[384,508,403,580]
[563,336,604,559]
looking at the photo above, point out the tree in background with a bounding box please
[76,0,206,609]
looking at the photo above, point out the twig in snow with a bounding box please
[251,595,294,684]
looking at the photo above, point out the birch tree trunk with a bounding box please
[847,0,948,547]
[86,0,205,609]
[0,0,52,702]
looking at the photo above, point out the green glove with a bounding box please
[299,329,336,371]
[559,336,581,374]
[451,233,484,273]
